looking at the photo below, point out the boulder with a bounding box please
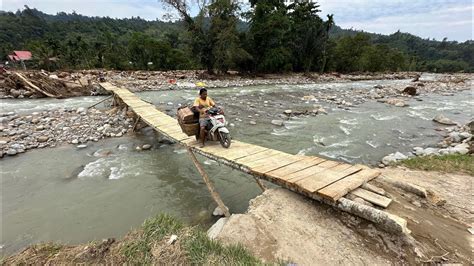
[402,86,417,96]
[382,152,407,165]
[386,98,407,107]
[452,143,469,155]
[271,120,284,126]
[207,217,229,240]
[37,136,49,142]
[6,149,17,156]
[249,121,257,125]
[212,206,228,216]
[142,144,152,150]
[433,114,457,125]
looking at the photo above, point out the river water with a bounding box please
[1,77,472,255]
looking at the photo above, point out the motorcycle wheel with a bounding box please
[218,131,231,148]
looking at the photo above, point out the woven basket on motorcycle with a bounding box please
[177,106,199,136]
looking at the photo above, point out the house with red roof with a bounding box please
[7,51,32,62]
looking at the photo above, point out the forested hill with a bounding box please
[1,7,472,73]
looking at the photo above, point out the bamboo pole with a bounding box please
[88,95,113,109]
[253,177,267,191]
[132,116,141,132]
[186,147,230,217]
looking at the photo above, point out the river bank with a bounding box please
[211,166,473,264]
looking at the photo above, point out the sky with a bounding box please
[1,0,472,41]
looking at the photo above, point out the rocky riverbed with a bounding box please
[2,69,456,99]
[381,119,473,166]
[0,107,133,158]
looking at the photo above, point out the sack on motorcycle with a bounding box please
[177,107,197,123]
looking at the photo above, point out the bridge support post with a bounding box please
[253,177,266,192]
[187,147,231,217]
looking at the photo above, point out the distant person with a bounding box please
[193,88,215,147]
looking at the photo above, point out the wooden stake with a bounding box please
[187,147,231,217]
[132,117,141,132]
[253,177,266,191]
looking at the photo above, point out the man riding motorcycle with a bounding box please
[192,88,216,148]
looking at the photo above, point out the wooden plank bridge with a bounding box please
[100,83,409,234]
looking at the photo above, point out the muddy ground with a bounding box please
[214,168,473,264]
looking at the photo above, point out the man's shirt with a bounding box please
[193,97,215,118]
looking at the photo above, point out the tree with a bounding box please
[248,0,291,72]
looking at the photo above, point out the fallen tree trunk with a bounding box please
[14,72,57,98]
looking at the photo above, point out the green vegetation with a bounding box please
[4,214,263,264]
[122,214,261,264]
[1,3,472,73]
[398,154,474,175]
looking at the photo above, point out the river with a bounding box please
[1,77,472,255]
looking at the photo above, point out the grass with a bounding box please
[398,154,474,175]
[5,213,263,264]
[120,213,262,265]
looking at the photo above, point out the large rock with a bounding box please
[402,86,417,96]
[452,143,469,155]
[271,120,284,126]
[37,136,49,142]
[207,217,229,240]
[385,98,407,107]
[433,114,457,125]
[382,152,407,165]
[6,149,18,156]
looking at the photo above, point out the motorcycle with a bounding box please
[196,106,231,148]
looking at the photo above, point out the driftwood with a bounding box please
[14,72,57,97]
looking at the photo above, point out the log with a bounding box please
[379,176,427,198]
[361,183,386,196]
[187,147,231,217]
[337,197,410,235]
[14,72,56,98]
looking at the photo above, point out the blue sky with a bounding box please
[1,0,472,41]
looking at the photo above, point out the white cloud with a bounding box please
[318,0,473,41]
[1,0,170,20]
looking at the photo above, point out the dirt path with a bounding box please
[214,168,473,264]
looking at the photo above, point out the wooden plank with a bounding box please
[250,155,306,174]
[349,188,392,208]
[361,183,386,196]
[295,164,363,193]
[317,168,381,201]
[224,146,269,161]
[201,143,268,161]
[286,161,342,183]
[266,157,326,177]
[236,150,284,165]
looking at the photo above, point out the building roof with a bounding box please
[12,51,32,60]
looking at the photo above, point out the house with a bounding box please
[7,50,32,70]
[7,50,32,62]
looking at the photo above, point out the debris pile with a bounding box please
[0,71,104,99]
